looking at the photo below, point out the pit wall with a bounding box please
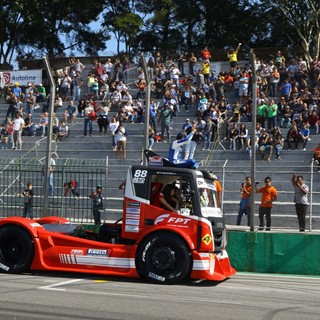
[226,231,320,276]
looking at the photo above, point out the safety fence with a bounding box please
[205,160,320,232]
[0,157,110,223]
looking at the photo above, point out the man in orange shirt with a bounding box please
[312,143,320,172]
[255,177,277,231]
[237,177,251,226]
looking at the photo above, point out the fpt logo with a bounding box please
[154,214,170,225]
[154,214,191,226]
[2,72,11,85]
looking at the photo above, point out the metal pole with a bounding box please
[42,56,56,216]
[309,160,314,231]
[140,53,151,165]
[249,50,257,232]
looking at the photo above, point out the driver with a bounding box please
[152,184,179,213]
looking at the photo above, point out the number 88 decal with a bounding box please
[134,170,147,178]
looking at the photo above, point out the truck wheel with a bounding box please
[137,232,191,284]
[0,225,34,273]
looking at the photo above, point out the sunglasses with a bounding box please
[264,180,270,183]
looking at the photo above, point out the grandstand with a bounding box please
[0,57,319,232]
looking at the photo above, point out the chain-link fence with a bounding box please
[0,157,116,223]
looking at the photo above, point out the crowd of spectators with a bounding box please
[1,49,320,161]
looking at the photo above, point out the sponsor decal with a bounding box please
[71,249,84,255]
[142,241,151,262]
[125,219,140,226]
[126,208,140,214]
[132,177,145,184]
[1,69,42,86]
[199,252,210,258]
[127,202,141,208]
[202,234,212,246]
[148,272,165,282]
[168,217,191,225]
[125,225,139,233]
[125,214,140,219]
[0,262,9,272]
[87,249,108,256]
[154,214,170,225]
[148,156,163,166]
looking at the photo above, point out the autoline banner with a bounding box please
[0,69,42,86]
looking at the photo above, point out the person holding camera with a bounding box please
[236,177,251,226]
[291,174,309,232]
[255,177,277,231]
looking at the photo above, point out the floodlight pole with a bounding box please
[140,53,151,165]
[42,56,56,216]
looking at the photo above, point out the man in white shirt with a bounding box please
[13,112,25,149]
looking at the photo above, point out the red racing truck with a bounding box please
[0,157,235,284]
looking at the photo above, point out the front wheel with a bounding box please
[136,232,191,284]
[0,225,34,273]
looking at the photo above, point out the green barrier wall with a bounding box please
[226,231,320,276]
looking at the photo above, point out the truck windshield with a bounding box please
[197,179,222,218]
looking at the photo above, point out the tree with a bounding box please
[0,0,108,68]
[264,0,320,65]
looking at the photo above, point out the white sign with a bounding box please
[1,69,42,86]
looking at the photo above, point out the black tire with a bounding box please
[136,232,191,284]
[0,225,34,273]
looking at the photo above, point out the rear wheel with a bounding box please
[136,232,191,284]
[0,225,34,273]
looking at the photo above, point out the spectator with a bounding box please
[54,94,63,112]
[280,105,292,128]
[109,116,119,151]
[177,52,186,77]
[201,47,211,60]
[201,59,211,84]
[159,102,174,142]
[291,174,309,232]
[73,71,83,102]
[57,120,69,140]
[23,113,35,137]
[77,99,86,117]
[42,156,56,197]
[83,102,95,136]
[236,177,251,226]
[34,113,48,137]
[237,123,248,151]
[64,180,80,198]
[17,182,34,219]
[60,71,71,101]
[281,79,292,102]
[227,43,241,69]
[255,177,277,231]
[202,117,214,150]
[239,72,249,104]
[168,130,199,169]
[89,185,103,225]
[184,127,202,160]
[64,100,77,123]
[115,122,127,160]
[104,58,113,79]
[299,123,310,150]
[268,67,280,97]
[273,127,284,160]
[36,83,46,103]
[188,52,197,76]
[149,98,158,133]
[266,99,278,130]
[12,112,24,150]
[307,110,319,134]
[287,122,300,150]
[148,125,155,150]
[312,143,320,171]
[97,103,110,135]
[229,122,239,150]
[11,82,22,98]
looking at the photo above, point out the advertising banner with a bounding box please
[0,69,42,87]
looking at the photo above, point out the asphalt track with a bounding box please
[0,272,320,320]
